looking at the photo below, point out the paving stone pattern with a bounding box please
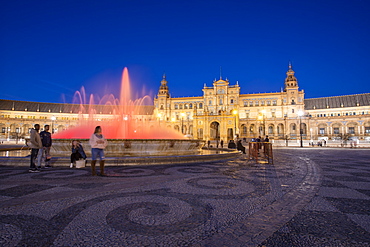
[0,148,369,246]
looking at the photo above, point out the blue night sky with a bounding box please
[1,0,369,104]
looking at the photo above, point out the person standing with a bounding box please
[28,124,42,172]
[89,126,108,176]
[38,125,52,168]
[220,139,224,148]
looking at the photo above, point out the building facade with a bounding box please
[1,64,370,145]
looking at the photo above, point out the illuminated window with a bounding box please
[333,128,340,134]
[348,127,355,134]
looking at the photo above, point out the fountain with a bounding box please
[51,68,205,157]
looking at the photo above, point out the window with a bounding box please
[230,99,234,104]
[255,101,259,106]
[365,127,370,134]
[184,104,188,109]
[199,103,203,109]
[246,113,249,118]
[244,101,247,107]
[267,101,271,106]
[333,128,340,134]
[348,127,355,134]
[209,100,212,105]
[273,100,277,106]
[249,101,253,106]
[271,112,276,118]
[219,99,223,105]
[319,128,325,134]
[261,101,265,106]
[292,109,294,113]
[179,104,183,109]
[1,127,5,133]
[174,104,178,109]
[189,103,193,109]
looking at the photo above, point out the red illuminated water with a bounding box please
[53,68,184,139]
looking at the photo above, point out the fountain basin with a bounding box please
[51,139,205,157]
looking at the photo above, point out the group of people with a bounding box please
[28,124,52,172]
[28,124,108,176]
[226,135,270,154]
[207,139,225,148]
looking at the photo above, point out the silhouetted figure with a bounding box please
[236,140,246,154]
[220,140,224,148]
[264,135,269,142]
[228,140,236,149]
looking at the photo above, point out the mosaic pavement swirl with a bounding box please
[1,149,369,246]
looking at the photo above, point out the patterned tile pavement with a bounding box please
[0,148,369,246]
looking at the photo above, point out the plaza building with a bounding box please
[1,64,370,146]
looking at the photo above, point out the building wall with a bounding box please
[1,65,369,143]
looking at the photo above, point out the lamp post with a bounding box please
[261,109,266,136]
[51,116,56,134]
[257,110,266,137]
[298,110,304,147]
[157,113,162,126]
[232,109,238,139]
[180,112,185,134]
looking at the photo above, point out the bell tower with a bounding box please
[154,73,171,121]
[284,62,298,90]
[158,74,170,98]
[284,62,299,105]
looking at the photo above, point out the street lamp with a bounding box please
[261,110,266,136]
[232,109,238,138]
[51,116,56,134]
[157,113,162,126]
[257,110,266,136]
[180,112,185,134]
[298,110,304,147]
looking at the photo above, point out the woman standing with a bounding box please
[89,126,108,176]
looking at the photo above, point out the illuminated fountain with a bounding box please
[51,68,204,157]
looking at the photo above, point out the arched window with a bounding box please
[199,103,203,109]
[174,104,178,109]
[189,103,193,109]
[179,104,183,109]
[230,99,234,104]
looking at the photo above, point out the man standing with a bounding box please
[28,124,42,172]
[38,124,52,168]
